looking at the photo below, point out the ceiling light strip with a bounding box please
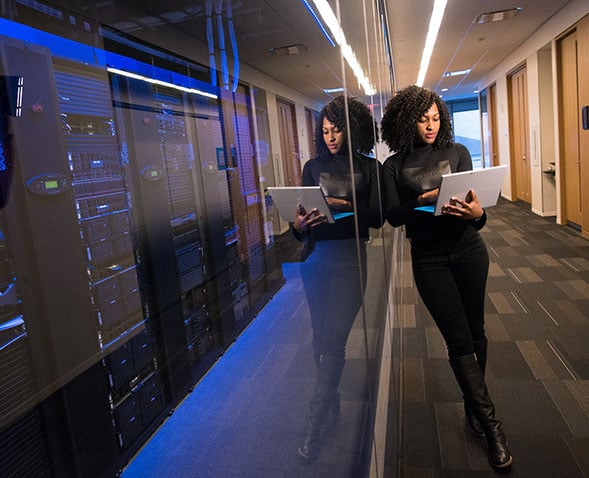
[416,0,448,87]
[300,0,336,47]
[107,67,218,99]
[307,0,376,96]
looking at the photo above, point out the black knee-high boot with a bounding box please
[450,354,513,470]
[299,355,344,461]
[321,391,341,434]
[311,350,341,435]
[464,339,487,437]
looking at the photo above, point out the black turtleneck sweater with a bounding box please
[383,143,486,242]
[301,153,383,241]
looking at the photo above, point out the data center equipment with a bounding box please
[0,12,285,475]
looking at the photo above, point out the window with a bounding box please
[447,98,482,168]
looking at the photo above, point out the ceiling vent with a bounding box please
[270,44,308,56]
[474,7,522,24]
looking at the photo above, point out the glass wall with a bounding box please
[0,1,403,477]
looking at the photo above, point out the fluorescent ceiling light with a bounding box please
[475,7,522,24]
[107,67,218,99]
[416,0,448,87]
[444,68,471,77]
[323,87,345,94]
[305,0,376,96]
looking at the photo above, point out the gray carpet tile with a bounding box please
[396,199,589,477]
[401,403,442,468]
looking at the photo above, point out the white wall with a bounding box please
[494,76,513,200]
[526,50,544,215]
[537,46,557,216]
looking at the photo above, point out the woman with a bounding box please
[292,95,383,462]
[381,85,512,470]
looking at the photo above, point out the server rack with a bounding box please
[0,36,120,478]
[0,14,285,475]
[0,35,101,400]
[110,72,228,405]
[189,104,241,345]
[0,36,57,478]
[53,60,145,351]
[53,60,168,462]
[222,91,264,331]
[152,87,216,370]
[219,87,284,332]
[0,212,52,478]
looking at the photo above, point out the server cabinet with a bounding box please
[0,35,100,399]
[111,73,226,402]
[0,67,36,431]
[53,60,145,352]
[190,101,240,344]
[0,36,120,477]
[0,407,52,478]
[0,212,52,478]
[0,16,285,475]
[51,59,167,463]
[219,87,284,333]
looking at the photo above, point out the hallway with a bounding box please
[121,198,589,477]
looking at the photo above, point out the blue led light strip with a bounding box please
[300,0,336,47]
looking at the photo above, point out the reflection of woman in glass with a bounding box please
[292,95,383,462]
[381,85,512,470]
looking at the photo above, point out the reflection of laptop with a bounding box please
[414,165,507,216]
[267,186,354,224]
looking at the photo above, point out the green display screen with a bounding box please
[45,180,59,189]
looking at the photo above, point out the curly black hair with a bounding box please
[380,85,453,155]
[314,95,377,158]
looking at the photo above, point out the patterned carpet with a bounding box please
[393,198,589,477]
[121,198,588,477]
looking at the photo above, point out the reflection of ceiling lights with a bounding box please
[106,67,218,99]
[302,0,376,96]
[417,0,447,87]
[323,87,345,94]
[475,7,522,24]
[444,68,471,77]
[270,44,308,56]
[301,0,335,46]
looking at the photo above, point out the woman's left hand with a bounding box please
[326,197,352,211]
[441,189,484,220]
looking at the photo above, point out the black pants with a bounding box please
[301,239,367,364]
[411,230,489,358]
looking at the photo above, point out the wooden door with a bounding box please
[557,29,583,226]
[276,99,301,186]
[508,67,531,203]
[579,15,589,238]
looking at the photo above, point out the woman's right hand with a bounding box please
[293,204,327,232]
[417,188,439,206]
